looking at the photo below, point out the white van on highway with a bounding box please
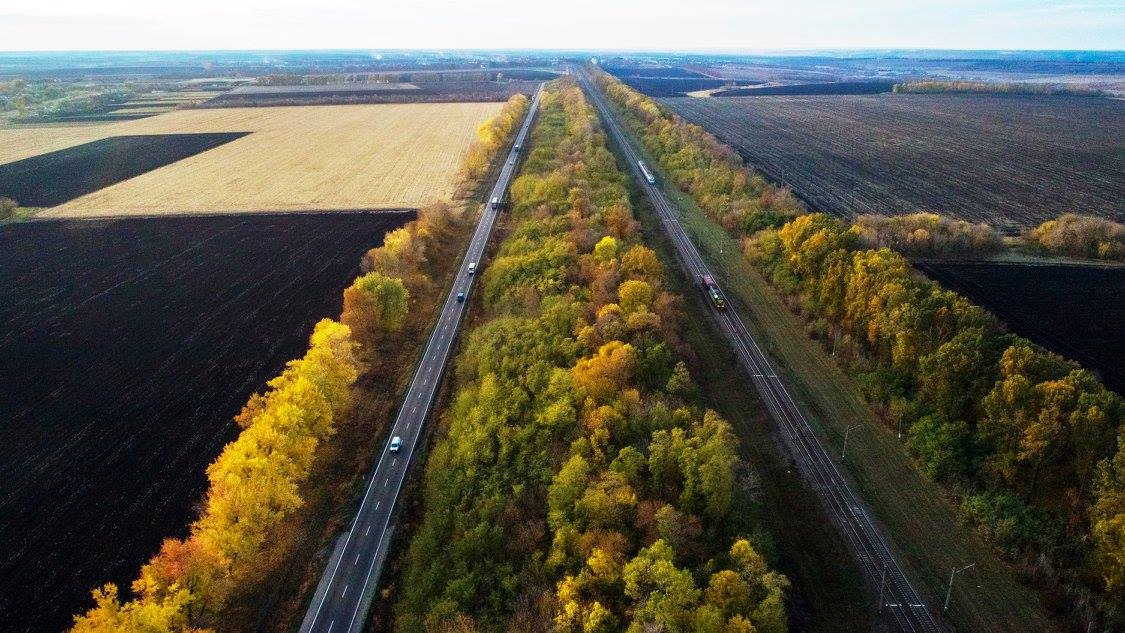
[467,262,477,275]
[389,436,402,453]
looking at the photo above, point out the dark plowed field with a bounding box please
[0,211,411,632]
[618,77,733,97]
[604,65,708,78]
[603,66,755,97]
[0,133,249,207]
[917,262,1125,394]
[716,80,894,96]
[663,94,1125,232]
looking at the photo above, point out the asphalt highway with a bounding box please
[299,84,542,633]
[577,68,944,633]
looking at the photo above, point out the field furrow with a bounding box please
[0,212,410,632]
[662,94,1125,232]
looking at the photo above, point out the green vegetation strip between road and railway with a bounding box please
[392,78,790,633]
[590,66,1064,631]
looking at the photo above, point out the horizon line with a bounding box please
[1,46,1123,55]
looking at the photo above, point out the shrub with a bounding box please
[853,212,1003,257]
[0,197,17,220]
[1028,213,1125,262]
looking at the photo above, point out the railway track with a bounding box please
[577,68,945,633]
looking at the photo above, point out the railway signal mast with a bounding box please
[944,563,976,612]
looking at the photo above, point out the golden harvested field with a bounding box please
[0,125,113,164]
[3,102,501,217]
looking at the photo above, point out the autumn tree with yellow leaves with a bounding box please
[456,92,531,194]
[73,320,359,631]
[749,212,1123,624]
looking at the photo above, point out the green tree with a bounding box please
[622,540,701,632]
[1092,430,1125,598]
[704,570,752,616]
[666,361,696,397]
[908,414,972,482]
[917,328,1006,423]
[341,272,409,350]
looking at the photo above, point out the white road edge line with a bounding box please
[303,85,544,633]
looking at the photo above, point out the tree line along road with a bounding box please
[298,85,543,633]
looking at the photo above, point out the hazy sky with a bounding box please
[1,0,1123,51]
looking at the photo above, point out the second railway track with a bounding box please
[577,68,944,633]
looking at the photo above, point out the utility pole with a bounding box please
[841,424,860,461]
[944,563,975,612]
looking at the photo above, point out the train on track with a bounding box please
[637,159,656,184]
[700,274,726,309]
